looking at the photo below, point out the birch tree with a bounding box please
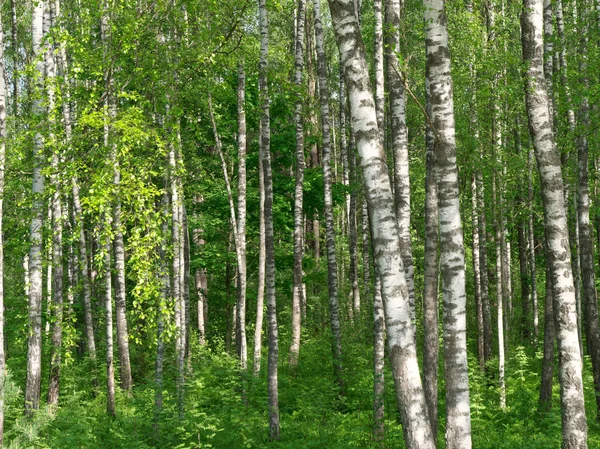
[259,0,279,438]
[424,0,472,443]
[290,0,306,368]
[522,0,588,445]
[25,0,46,416]
[328,1,435,447]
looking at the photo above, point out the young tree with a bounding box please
[313,0,343,392]
[0,5,6,441]
[290,0,306,368]
[25,0,46,416]
[259,0,279,438]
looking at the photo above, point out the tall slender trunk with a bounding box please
[259,0,279,438]
[476,166,493,363]
[423,96,439,438]
[104,232,116,417]
[47,163,63,408]
[73,180,95,359]
[169,115,185,417]
[576,0,600,420]
[25,0,46,416]
[328,1,435,447]
[313,0,343,393]
[424,0,472,443]
[518,217,530,340]
[494,174,506,409]
[154,192,170,434]
[522,0,588,445]
[571,195,583,357]
[348,135,360,317]
[236,64,248,371]
[46,1,62,407]
[386,0,415,320]
[9,0,17,114]
[528,149,539,341]
[290,0,306,368]
[254,150,266,377]
[0,9,6,442]
[472,176,484,367]
[102,5,132,393]
[182,208,191,361]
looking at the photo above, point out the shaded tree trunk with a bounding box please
[290,0,306,368]
[0,9,6,442]
[575,0,600,420]
[25,0,46,416]
[259,0,279,438]
[313,0,343,393]
[104,233,116,417]
[539,262,555,408]
[254,148,266,377]
[236,64,248,371]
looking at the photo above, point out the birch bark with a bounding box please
[327,1,435,447]
[522,0,588,445]
[424,0,472,443]
[313,0,343,392]
[25,0,46,415]
[259,0,279,438]
[0,8,6,441]
[290,0,306,368]
[386,0,415,319]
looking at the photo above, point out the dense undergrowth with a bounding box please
[3,321,600,449]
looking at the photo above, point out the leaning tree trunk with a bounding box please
[289,0,306,369]
[522,0,588,445]
[259,0,279,439]
[424,0,472,443]
[327,1,435,447]
[25,0,46,416]
[313,0,343,393]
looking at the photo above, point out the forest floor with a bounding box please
[3,324,600,448]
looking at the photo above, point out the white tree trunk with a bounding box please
[290,0,306,368]
[328,1,435,447]
[259,0,279,438]
[424,0,472,444]
[25,0,46,416]
[522,0,588,445]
